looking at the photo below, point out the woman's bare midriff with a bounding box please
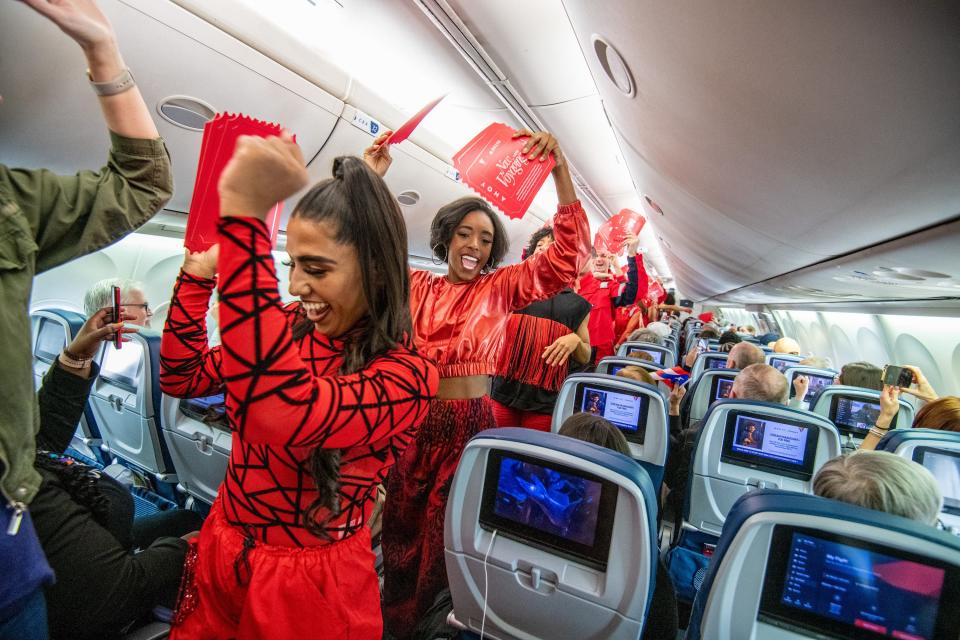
[438,375,489,400]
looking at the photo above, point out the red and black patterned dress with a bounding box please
[160,217,438,639]
[381,201,590,639]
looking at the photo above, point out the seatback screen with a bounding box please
[478,450,617,571]
[914,448,960,516]
[769,357,796,373]
[34,318,65,364]
[710,377,735,404]
[705,356,728,370]
[574,383,648,444]
[759,526,960,640]
[789,373,834,402]
[830,396,882,436]
[627,348,664,365]
[99,342,143,392]
[721,411,820,480]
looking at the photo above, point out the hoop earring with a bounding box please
[431,243,448,265]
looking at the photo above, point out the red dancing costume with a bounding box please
[576,255,646,363]
[160,217,438,639]
[381,201,590,638]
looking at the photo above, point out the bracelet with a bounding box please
[59,349,91,369]
[867,426,888,440]
[87,68,136,96]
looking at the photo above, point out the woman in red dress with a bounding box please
[160,135,438,639]
[363,129,591,638]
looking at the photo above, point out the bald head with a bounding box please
[732,364,789,404]
[772,337,801,355]
[726,342,765,370]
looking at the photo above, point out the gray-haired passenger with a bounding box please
[83,278,152,327]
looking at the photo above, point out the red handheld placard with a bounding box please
[593,208,646,254]
[452,123,556,220]
[387,95,445,145]
[185,113,289,252]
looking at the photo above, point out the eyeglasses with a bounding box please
[122,302,152,314]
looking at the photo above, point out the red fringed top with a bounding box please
[160,217,438,547]
[409,200,590,379]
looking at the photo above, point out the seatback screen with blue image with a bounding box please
[479,450,617,571]
[831,396,882,436]
[759,526,960,640]
[627,348,664,365]
[706,356,728,370]
[573,383,647,444]
[791,373,834,402]
[711,377,734,403]
[721,412,820,480]
[769,357,795,373]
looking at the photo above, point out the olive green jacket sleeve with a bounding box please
[0,132,173,505]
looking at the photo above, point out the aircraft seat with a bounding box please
[667,400,840,602]
[31,308,105,462]
[89,330,178,485]
[765,353,804,373]
[688,352,730,382]
[595,357,671,395]
[617,341,675,368]
[161,393,230,505]
[552,373,669,489]
[686,489,960,640]
[809,385,914,449]
[876,428,960,532]
[782,366,838,410]
[680,368,739,430]
[445,427,659,640]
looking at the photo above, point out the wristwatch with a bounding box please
[87,68,136,96]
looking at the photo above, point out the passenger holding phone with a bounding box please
[860,365,948,450]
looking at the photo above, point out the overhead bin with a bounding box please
[0,0,343,214]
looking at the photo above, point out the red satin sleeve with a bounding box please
[487,200,590,312]
[216,216,438,449]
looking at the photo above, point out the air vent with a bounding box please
[644,195,664,215]
[157,96,217,131]
[591,35,635,97]
[397,190,421,206]
[891,268,950,279]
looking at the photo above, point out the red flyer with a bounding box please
[647,278,666,305]
[452,122,556,220]
[593,208,646,254]
[185,113,289,252]
[387,95,445,145]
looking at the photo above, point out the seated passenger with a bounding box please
[664,364,788,504]
[798,355,832,369]
[836,360,883,390]
[859,366,957,450]
[627,328,664,345]
[725,342,765,370]
[644,321,673,340]
[718,330,741,349]
[31,308,201,639]
[617,365,657,385]
[770,337,801,355]
[813,451,942,525]
[737,325,756,337]
[558,413,679,640]
[83,278,153,327]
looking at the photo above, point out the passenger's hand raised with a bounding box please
[623,233,640,257]
[21,0,115,51]
[67,307,137,360]
[513,129,564,167]
[218,133,309,220]
[363,130,393,177]
[900,365,939,403]
[793,375,810,401]
[183,245,219,280]
[668,383,687,416]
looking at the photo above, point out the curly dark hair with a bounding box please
[429,197,508,270]
[524,227,554,261]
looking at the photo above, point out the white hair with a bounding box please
[83,278,144,317]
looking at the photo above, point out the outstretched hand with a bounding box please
[900,365,939,403]
[793,375,810,401]
[512,129,565,168]
[218,132,308,220]
[542,333,581,367]
[183,244,219,280]
[66,307,137,360]
[622,233,640,257]
[21,0,115,51]
[363,130,393,177]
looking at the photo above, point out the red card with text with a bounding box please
[387,95,445,145]
[185,113,289,252]
[648,278,666,305]
[594,208,646,255]
[453,122,556,220]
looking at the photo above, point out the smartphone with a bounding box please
[112,285,122,349]
[882,365,913,388]
[697,338,708,354]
